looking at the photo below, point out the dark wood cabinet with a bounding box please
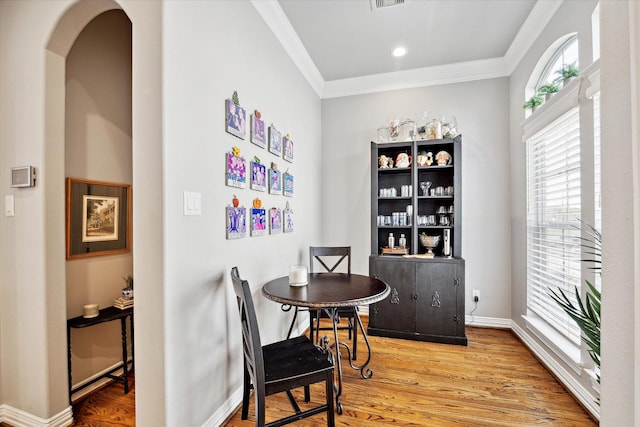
[369,135,467,345]
[368,256,467,345]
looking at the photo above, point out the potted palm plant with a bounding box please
[548,222,601,387]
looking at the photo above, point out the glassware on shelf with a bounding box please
[388,118,400,141]
[420,181,432,196]
[377,126,390,143]
[426,118,442,140]
[399,119,416,141]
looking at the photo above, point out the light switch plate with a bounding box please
[183,192,202,216]
[5,195,15,216]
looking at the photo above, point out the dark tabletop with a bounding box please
[262,273,390,309]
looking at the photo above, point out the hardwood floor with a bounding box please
[6,317,595,426]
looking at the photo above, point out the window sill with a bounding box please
[522,314,583,375]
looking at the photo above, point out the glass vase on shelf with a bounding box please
[426,118,442,140]
[388,118,400,141]
[416,111,429,140]
[399,119,416,141]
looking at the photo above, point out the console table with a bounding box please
[67,306,134,402]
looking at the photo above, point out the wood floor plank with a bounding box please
[4,317,595,426]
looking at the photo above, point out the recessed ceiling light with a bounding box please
[392,47,407,57]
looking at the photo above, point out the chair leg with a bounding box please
[309,313,314,344]
[242,365,250,420]
[304,385,310,402]
[325,370,335,427]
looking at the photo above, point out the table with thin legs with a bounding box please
[262,272,390,414]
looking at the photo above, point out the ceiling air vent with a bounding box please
[370,0,405,11]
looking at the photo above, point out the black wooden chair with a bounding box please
[230,267,335,427]
[308,246,359,360]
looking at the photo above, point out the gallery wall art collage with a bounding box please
[225,92,294,240]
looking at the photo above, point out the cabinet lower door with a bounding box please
[415,262,463,338]
[370,259,415,333]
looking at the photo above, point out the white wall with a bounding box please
[321,78,512,320]
[161,1,322,425]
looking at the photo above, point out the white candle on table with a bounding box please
[289,265,308,285]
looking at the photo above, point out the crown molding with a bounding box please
[250,0,324,97]
[255,0,562,99]
[504,0,564,74]
[321,57,509,99]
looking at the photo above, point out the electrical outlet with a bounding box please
[473,290,480,302]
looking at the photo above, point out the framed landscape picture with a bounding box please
[66,178,131,259]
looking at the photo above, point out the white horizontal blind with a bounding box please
[526,107,582,345]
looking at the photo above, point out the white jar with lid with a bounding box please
[388,233,395,249]
[399,234,406,249]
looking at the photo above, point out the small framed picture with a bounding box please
[65,178,131,259]
[251,208,267,236]
[283,203,294,233]
[226,152,246,188]
[283,135,294,162]
[225,99,246,139]
[226,206,247,239]
[269,168,281,195]
[283,172,294,197]
[269,208,282,234]
[268,125,282,156]
[251,113,266,148]
[250,161,267,192]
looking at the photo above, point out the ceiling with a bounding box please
[278,0,536,82]
[254,0,561,98]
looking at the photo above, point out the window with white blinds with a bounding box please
[526,106,582,345]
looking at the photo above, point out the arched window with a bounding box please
[523,29,600,372]
[536,35,579,89]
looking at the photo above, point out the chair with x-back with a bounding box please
[231,267,335,427]
[308,246,359,360]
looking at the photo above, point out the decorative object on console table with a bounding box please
[369,135,466,345]
[114,297,134,310]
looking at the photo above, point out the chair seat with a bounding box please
[263,336,333,389]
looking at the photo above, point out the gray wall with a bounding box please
[322,78,512,320]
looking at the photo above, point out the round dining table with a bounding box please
[262,272,390,414]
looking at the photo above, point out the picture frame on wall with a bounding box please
[283,202,294,233]
[269,208,282,234]
[250,113,266,148]
[283,135,294,162]
[66,178,131,260]
[226,206,247,239]
[250,161,267,192]
[225,99,246,139]
[226,151,247,189]
[283,172,294,197]
[269,167,281,195]
[268,125,282,156]
[251,208,267,236]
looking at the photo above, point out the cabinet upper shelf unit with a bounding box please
[371,135,462,258]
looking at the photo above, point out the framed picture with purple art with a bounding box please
[269,207,282,234]
[226,149,246,189]
[283,134,294,162]
[269,166,281,195]
[283,201,293,233]
[226,206,247,239]
[251,208,267,236]
[268,125,282,156]
[250,160,267,192]
[283,172,294,197]
[225,98,246,140]
[251,110,266,148]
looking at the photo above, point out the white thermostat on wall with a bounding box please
[10,166,36,188]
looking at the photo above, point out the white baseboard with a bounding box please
[511,320,600,420]
[204,388,243,427]
[465,315,511,328]
[0,404,73,427]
